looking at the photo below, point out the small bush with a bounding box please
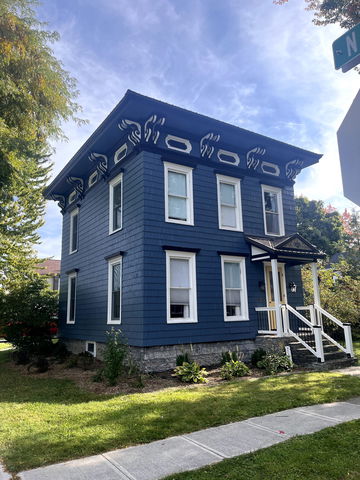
[251,348,267,367]
[221,350,239,365]
[221,360,251,380]
[92,369,104,383]
[27,356,49,373]
[176,352,190,366]
[65,355,78,369]
[103,328,128,385]
[174,361,208,383]
[257,352,293,375]
[78,351,95,370]
[52,341,70,363]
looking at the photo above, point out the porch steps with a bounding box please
[288,339,356,369]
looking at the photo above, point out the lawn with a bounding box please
[164,420,360,480]
[1,350,360,475]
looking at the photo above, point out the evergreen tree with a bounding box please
[0,0,83,286]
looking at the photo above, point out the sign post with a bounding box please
[332,23,360,72]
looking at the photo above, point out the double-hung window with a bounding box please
[109,173,123,234]
[107,256,122,324]
[66,272,77,324]
[217,175,242,231]
[69,208,79,254]
[166,250,197,323]
[164,162,194,225]
[261,185,284,236]
[221,256,249,321]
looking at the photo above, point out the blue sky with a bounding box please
[36,0,359,259]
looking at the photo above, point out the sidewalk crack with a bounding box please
[101,454,137,480]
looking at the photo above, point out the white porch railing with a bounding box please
[256,303,355,362]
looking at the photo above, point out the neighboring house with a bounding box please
[45,90,355,370]
[35,259,60,291]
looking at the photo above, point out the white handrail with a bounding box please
[255,307,276,312]
[315,305,344,328]
[314,305,354,357]
[286,304,313,328]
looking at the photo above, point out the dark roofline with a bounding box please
[45,90,322,196]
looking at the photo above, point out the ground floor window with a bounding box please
[166,250,197,323]
[66,272,77,324]
[221,255,249,321]
[107,256,122,324]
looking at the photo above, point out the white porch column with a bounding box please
[311,262,321,326]
[271,259,283,337]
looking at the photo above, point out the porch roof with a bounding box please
[246,233,326,264]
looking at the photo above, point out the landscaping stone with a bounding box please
[104,436,222,480]
[19,455,128,480]
[0,464,11,480]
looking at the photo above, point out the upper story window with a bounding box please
[261,185,284,236]
[67,272,77,324]
[109,173,123,234]
[216,174,243,231]
[69,208,79,254]
[166,250,197,323]
[221,256,249,321]
[164,162,194,226]
[107,256,122,324]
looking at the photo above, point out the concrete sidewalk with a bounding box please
[9,397,359,480]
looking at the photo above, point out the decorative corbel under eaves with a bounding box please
[50,193,66,213]
[200,132,220,159]
[246,147,266,170]
[66,176,84,199]
[286,159,303,180]
[88,152,108,179]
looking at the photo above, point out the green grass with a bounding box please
[165,420,360,480]
[353,339,360,364]
[0,350,360,474]
[0,342,13,351]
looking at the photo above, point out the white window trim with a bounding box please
[107,255,122,324]
[216,174,243,231]
[85,341,97,357]
[221,255,249,322]
[88,171,98,188]
[69,208,79,254]
[164,162,194,226]
[261,184,285,237]
[109,173,123,235]
[66,272,77,324]
[166,250,197,324]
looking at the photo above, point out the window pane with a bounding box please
[266,212,280,235]
[112,292,120,319]
[112,263,121,292]
[221,205,236,228]
[170,259,189,288]
[220,183,235,206]
[168,171,186,196]
[170,288,189,304]
[169,196,187,220]
[70,277,76,321]
[264,191,278,213]
[224,262,241,288]
[111,262,121,320]
[113,183,122,230]
[171,305,186,318]
[71,213,78,251]
[226,289,241,306]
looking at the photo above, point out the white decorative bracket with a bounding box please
[66,176,84,199]
[246,147,266,170]
[165,135,192,154]
[200,132,220,159]
[114,144,128,164]
[286,159,303,180]
[89,152,108,178]
[50,193,66,212]
[261,161,280,176]
[118,119,141,146]
[144,114,165,144]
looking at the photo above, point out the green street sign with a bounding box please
[333,23,360,72]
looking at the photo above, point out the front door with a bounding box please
[264,263,287,330]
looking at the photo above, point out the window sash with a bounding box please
[164,163,193,225]
[69,210,79,254]
[262,185,284,236]
[67,274,77,323]
[221,256,248,321]
[109,174,123,234]
[107,257,122,324]
[217,175,242,231]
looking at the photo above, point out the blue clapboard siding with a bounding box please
[58,152,146,346]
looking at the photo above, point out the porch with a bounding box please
[246,233,355,363]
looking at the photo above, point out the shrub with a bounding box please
[65,355,78,369]
[103,328,128,385]
[221,350,239,365]
[251,348,267,367]
[221,360,251,380]
[176,352,190,366]
[27,356,49,373]
[257,352,293,375]
[174,361,208,383]
[78,351,95,370]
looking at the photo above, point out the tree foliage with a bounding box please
[274,0,360,29]
[0,0,83,285]
[295,196,345,256]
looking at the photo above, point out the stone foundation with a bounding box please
[63,336,293,373]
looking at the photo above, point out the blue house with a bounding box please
[45,91,355,371]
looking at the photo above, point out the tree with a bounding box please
[0,0,83,286]
[274,0,360,29]
[342,209,360,279]
[295,196,345,256]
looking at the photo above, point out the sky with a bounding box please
[35,0,360,259]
